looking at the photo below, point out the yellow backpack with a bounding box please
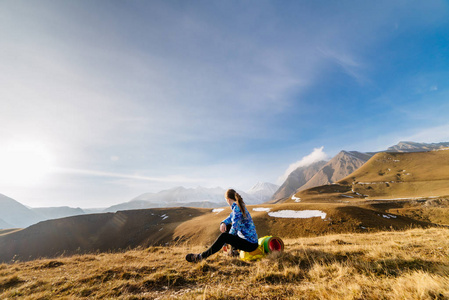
[239,236,284,261]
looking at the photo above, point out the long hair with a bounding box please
[226,189,247,218]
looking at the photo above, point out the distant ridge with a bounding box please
[103,186,229,212]
[270,160,327,203]
[0,195,88,229]
[270,151,372,203]
[31,206,85,220]
[0,218,13,229]
[246,182,279,202]
[338,149,449,199]
[289,149,449,204]
[0,194,43,228]
[387,141,449,152]
[0,184,278,229]
[271,141,449,203]
[298,151,372,192]
[104,185,277,213]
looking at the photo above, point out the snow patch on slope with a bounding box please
[252,207,271,212]
[268,210,327,219]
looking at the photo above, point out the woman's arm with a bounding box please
[229,206,243,235]
[221,214,232,226]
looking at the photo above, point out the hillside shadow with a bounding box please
[0,207,210,263]
[0,276,25,293]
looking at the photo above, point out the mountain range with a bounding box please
[0,194,88,229]
[288,147,449,205]
[0,217,13,229]
[271,160,327,202]
[270,150,374,202]
[246,182,279,202]
[270,141,449,202]
[339,149,449,200]
[1,141,447,229]
[103,184,279,213]
[31,206,85,220]
[386,141,449,152]
[0,183,279,229]
[0,194,44,228]
[300,151,373,190]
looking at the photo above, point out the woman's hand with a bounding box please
[220,223,227,233]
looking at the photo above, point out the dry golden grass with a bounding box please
[289,150,449,204]
[1,227,448,299]
[339,150,449,199]
[2,201,440,263]
[385,198,449,226]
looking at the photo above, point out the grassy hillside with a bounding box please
[369,198,449,226]
[287,150,449,203]
[174,202,435,246]
[1,227,448,299]
[339,150,449,199]
[0,207,210,263]
[0,201,438,263]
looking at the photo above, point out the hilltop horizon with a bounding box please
[1,140,448,229]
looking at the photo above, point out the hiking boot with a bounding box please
[225,245,239,257]
[185,253,203,263]
[229,249,240,257]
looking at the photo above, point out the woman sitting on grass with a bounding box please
[186,188,259,263]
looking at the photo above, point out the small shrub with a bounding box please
[36,260,64,269]
[147,246,164,253]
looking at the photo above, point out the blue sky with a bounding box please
[1,0,449,208]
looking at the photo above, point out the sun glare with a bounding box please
[0,141,55,186]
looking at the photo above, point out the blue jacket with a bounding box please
[222,202,258,244]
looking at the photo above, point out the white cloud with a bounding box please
[278,147,329,184]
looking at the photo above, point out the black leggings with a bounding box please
[200,225,258,259]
